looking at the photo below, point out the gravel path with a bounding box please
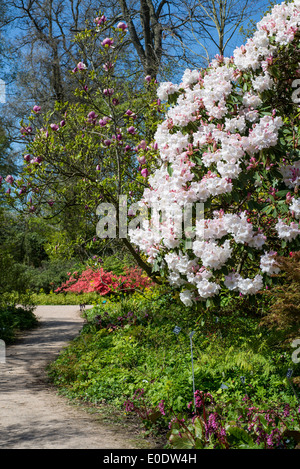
[0,305,141,449]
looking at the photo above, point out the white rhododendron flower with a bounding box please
[260,251,281,274]
[129,0,300,305]
[289,198,300,218]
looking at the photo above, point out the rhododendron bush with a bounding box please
[55,267,154,295]
[129,0,300,306]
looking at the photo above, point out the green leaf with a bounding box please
[226,426,255,448]
[167,163,173,177]
[276,190,289,198]
[169,432,195,449]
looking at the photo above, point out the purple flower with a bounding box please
[158,400,166,416]
[124,145,131,152]
[101,37,114,48]
[88,111,97,119]
[77,62,87,70]
[96,165,101,171]
[103,88,114,96]
[60,120,66,127]
[141,168,149,178]
[125,109,136,119]
[50,123,59,131]
[145,75,152,82]
[32,156,43,164]
[24,154,31,162]
[20,126,32,135]
[127,126,136,134]
[33,105,41,113]
[48,200,54,207]
[138,140,147,150]
[99,117,108,127]
[103,62,114,72]
[87,111,98,125]
[94,15,106,25]
[117,22,127,31]
[137,155,146,165]
[5,175,14,184]
[104,139,111,147]
[0,176,3,185]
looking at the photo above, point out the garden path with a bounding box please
[0,305,141,449]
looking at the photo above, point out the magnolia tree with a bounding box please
[0,14,164,270]
[128,0,300,307]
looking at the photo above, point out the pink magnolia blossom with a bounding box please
[101,37,114,48]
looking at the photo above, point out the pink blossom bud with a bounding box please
[139,140,147,149]
[103,62,114,71]
[50,124,59,131]
[5,175,14,184]
[96,165,101,171]
[24,154,31,162]
[117,22,127,31]
[20,126,33,135]
[103,88,114,96]
[141,168,149,178]
[127,126,136,134]
[33,105,41,113]
[137,155,146,165]
[101,37,114,47]
[77,62,87,70]
[145,75,152,82]
[60,120,65,127]
[94,15,106,25]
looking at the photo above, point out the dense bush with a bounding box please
[54,266,155,296]
[26,258,83,294]
[0,305,38,344]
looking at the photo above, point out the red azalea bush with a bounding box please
[55,266,154,296]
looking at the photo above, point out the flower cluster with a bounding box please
[129,0,300,305]
[55,267,154,295]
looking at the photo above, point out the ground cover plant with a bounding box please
[47,282,300,448]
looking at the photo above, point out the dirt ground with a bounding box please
[0,305,156,449]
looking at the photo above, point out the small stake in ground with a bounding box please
[189,331,196,411]
[286,368,300,404]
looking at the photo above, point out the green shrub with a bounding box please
[0,305,38,343]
